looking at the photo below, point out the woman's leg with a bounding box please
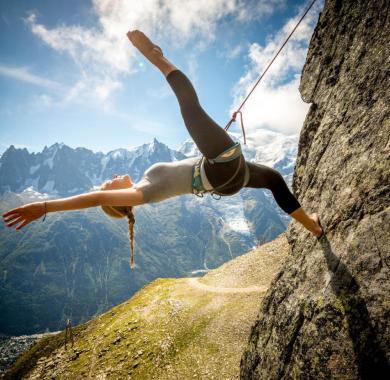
[245,162,323,237]
[165,70,236,158]
[127,30,235,159]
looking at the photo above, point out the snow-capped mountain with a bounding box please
[0,131,297,196]
[0,138,187,196]
[1,134,298,250]
[177,139,201,158]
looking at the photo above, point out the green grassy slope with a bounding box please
[1,193,259,335]
[7,234,289,380]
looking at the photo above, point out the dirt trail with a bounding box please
[186,277,267,293]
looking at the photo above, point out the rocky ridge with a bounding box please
[240,0,390,379]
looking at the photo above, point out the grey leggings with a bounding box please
[166,69,301,214]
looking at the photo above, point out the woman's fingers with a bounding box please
[6,217,23,228]
[16,219,31,231]
[3,214,21,223]
[3,210,24,222]
[2,208,21,218]
[2,204,36,230]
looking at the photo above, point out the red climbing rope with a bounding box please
[225,0,319,144]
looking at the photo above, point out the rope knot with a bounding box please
[224,110,246,145]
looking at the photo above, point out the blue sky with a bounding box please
[0,0,324,156]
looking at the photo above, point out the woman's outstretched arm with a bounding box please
[2,187,144,230]
[245,162,323,237]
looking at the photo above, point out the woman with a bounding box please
[2,30,324,268]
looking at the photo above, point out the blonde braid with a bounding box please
[127,209,136,269]
[100,204,136,270]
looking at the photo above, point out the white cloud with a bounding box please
[233,75,308,135]
[229,1,324,138]
[24,0,285,104]
[0,64,62,90]
[31,94,54,107]
[108,109,171,137]
[235,0,286,22]
[229,44,244,59]
[186,52,200,84]
[1,12,10,25]
[146,85,171,99]
[218,43,246,61]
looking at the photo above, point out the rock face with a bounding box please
[240,1,389,379]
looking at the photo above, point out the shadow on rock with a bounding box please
[319,235,390,379]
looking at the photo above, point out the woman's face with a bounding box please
[101,174,133,190]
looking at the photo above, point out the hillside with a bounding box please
[6,234,289,379]
[0,192,255,336]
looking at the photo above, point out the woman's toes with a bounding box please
[126,30,136,42]
[127,30,142,45]
[311,213,324,237]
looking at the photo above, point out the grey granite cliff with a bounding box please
[240,0,389,379]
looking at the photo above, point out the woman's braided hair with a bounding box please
[99,187,136,269]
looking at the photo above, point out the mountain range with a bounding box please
[0,130,299,335]
[0,130,297,196]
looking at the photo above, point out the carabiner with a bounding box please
[211,192,222,200]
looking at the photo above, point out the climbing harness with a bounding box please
[223,0,319,143]
[192,142,248,199]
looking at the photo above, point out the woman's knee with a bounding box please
[266,169,286,190]
[180,103,205,126]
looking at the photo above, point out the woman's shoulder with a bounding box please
[175,156,201,165]
[145,156,200,173]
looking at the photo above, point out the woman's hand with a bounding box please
[2,202,45,231]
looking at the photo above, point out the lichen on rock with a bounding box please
[240,0,390,379]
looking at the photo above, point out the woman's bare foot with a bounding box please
[310,213,324,238]
[126,30,177,77]
[127,30,164,63]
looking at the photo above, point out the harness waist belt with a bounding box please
[206,142,241,164]
[192,142,247,197]
[200,158,213,191]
